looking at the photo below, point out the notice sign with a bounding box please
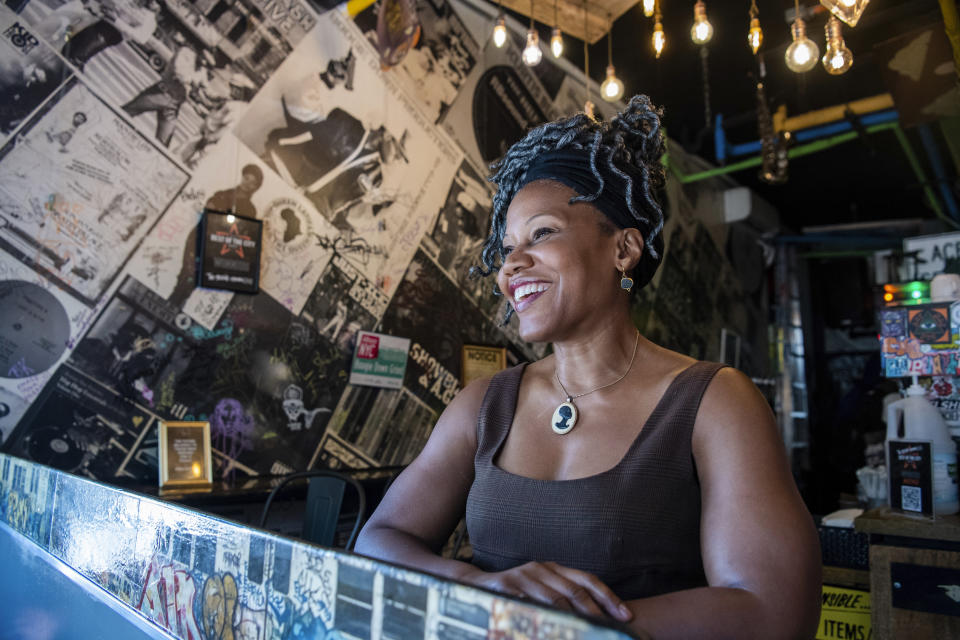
[816,585,871,640]
[158,421,212,492]
[349,331,411,389]
[888,440,934,516]
[199,210,262,294]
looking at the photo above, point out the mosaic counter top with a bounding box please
[0,453,637,639]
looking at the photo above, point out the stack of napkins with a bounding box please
[821,508,864,528]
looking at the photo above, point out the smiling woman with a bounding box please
[355,96,822,640]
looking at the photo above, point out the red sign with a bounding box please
[357,334,379,359]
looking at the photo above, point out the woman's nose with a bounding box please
[501,245,532,276]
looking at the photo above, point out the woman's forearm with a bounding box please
[625,586,817,640]
[354,525,481,584]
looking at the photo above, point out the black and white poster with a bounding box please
[354,0,478,124]
[0,76,188,304]
[420,158,494,311]
[0,9,73,141]
[0,247,94,441]
[235,9,461,296]
[11,0,316,152]
[2,362,161,481]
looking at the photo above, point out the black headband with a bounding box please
[515,148,664,287]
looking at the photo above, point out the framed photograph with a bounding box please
[461,345,507,387]
[158,421,213,492]
[198,209,263,294]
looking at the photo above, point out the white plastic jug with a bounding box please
[886,376,959,516]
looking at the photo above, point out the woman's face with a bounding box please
[496,180,623,343]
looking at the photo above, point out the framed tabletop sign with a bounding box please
[461,345,507,387]
[158,421,213,493]
[198,209,262,293]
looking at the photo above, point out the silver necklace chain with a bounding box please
[555,330,640,401]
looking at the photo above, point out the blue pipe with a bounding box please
[714,113,727,165]
[917,123,960,221]
[723,109,900,159]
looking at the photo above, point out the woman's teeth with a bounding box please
[514,282,548,302]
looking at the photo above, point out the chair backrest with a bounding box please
[258,470,367,550]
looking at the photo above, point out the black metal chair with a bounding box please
[258,470,367,550]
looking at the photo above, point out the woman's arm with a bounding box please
[354,376,487,580]
[624,368,822,640]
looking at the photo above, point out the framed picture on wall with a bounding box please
[158,421,213,493]
[461,345,507,387]
[198,209,262,294]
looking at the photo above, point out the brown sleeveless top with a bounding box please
[465,361,726,600]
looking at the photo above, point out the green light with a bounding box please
[912,290,922,298]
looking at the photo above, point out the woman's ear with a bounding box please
[616,228,645,272]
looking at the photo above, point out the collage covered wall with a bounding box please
[0,0,769,483]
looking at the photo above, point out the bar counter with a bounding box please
[0,453,638,639]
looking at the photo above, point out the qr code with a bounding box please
[901,485,922,512]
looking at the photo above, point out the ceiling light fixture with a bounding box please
[820,0,870,27]
[822,15,853,74]
[747,0,763,55]
[492,0,507,48]
[550,0,563,57]
[785,1,819,72]
[600,13,624,101]
[690,1,714,45]
[643,0,655,18]
[522,0,542,66]
[652,1,665,58]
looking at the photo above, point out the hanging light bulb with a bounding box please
[820,0,871,27]
[652,19,665,58]
[601,65,625,101]
[600,15,623,101]
[747,0,762,55]
[784,4,819,73]
[747,17,763,54]
[690,1,713,45]
[493,15,507,48]
[522,1,542,66]
[522,29,542,65]
[643,0,655,18]
[822,15,853,74]
[550,0,563,57]
[551,27,563,57]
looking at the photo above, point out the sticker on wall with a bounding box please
[348,331,411,389]
[0,280,70,379]
[908,304,952,344]
[880,308,908,338]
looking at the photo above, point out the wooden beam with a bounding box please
[496,0,637,44]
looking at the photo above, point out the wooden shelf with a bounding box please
[854,507,960,543]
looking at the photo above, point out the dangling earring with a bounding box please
[620,269,634,292]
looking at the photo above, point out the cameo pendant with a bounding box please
[551,398,578,435]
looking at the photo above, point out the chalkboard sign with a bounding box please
[888,440,933,517]
[198,210,262,293]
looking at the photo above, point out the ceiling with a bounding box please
[497,0,958,236]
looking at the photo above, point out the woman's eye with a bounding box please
[501,246,514,257]
[532,227,554,241]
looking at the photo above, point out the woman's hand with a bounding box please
[461,561,633,623]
